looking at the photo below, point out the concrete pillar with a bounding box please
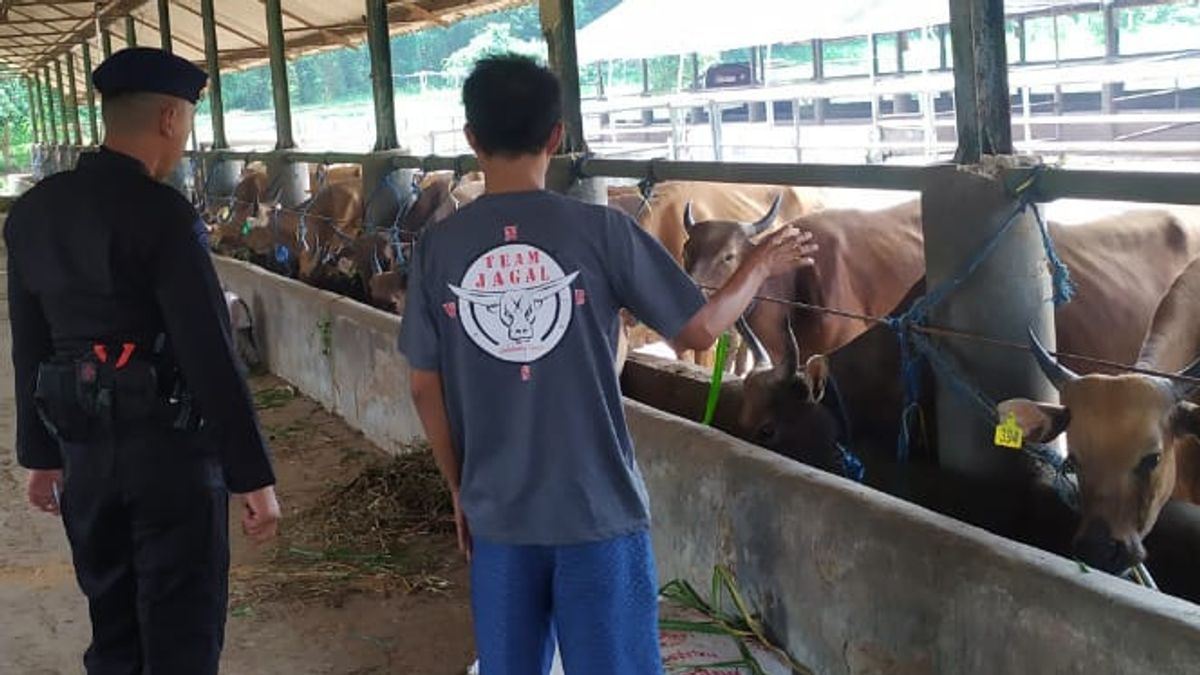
[546,158,606,206]
[921,162,1055,504]
[204,156,243,205]
[266,156,309,208]
[362,156,418,233]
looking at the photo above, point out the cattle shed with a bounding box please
[7,1,1200,673]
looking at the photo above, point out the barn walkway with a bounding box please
[0,244,92,673]
[0,238,478,674]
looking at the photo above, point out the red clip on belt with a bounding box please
[92,342,136,369]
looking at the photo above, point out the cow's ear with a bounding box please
[997,399,1071,443]
[804,355,830,403]
[1167,401,1200,439]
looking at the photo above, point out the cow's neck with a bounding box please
[1172,438,1200,504]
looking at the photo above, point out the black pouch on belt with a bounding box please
[112,359,160,422]
[33,360,97,443]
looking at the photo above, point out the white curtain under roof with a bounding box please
[576,0,1113,64]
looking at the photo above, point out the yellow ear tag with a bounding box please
[994,412,1024,449]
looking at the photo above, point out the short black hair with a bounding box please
[462,54,562,157]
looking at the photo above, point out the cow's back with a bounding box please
[1052,210,1200,372]
[1136,256,1200,373]
[638,181,825,264]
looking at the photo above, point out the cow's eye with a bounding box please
[1136,452,1162,476]
[723,253,736,263]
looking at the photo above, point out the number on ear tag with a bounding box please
[994,412,1024,449]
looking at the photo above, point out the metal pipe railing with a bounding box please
[167,146,1200,206]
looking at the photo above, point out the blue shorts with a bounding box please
[470,529,663,675]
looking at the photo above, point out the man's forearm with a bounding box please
[411,372,461,493]
[672,264,769,353]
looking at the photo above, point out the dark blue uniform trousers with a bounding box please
[58,427,229,675]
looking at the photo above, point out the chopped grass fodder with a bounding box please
[659,566,812,675]
[232,444,456,606]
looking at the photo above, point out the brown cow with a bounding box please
[621,181,825,371]
[738,209,1200,479]
[685,199,924,368]
[999,255,1200,574]
[208,163,270,253]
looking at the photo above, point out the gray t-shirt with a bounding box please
[398,190,705,546]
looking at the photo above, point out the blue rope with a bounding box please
[1032,201,1076,305]
[878,167,1079,509]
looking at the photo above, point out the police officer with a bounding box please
[5,48,280,674]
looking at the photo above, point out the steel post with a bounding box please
[365,0,398,152]
[125,15,137,48]
[158,0,173,53]
[200,0,228,150]
[66,51,83,146]
[82,41,100,144]
[264,0,295,151]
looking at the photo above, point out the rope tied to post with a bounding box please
[885,165,1073,461]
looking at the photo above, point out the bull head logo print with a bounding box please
[448,241,580,365]
[450,272,579,344]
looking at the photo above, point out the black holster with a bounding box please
[34,348,201,443]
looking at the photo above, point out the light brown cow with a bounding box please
[686,199,924,368]
[308,163,362,193]
[208,163,270,251]
[616,181,825,371]
[736,208,1200,479]
[1000,254,1200,574]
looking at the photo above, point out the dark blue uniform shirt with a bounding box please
[5,147,274,493]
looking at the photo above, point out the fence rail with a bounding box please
[26,144,1200,207]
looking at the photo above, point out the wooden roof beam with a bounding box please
[27,0,144,69]
[169,0,264,49]
[129,11,205,54]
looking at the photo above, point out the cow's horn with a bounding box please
[746,194,782,237]
[1172,357,1200,400]
[683,201,697,231]
[781,313,800,375]
[1029,328,1078,390]
[736,317,771,371]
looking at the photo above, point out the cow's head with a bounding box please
[998,331,1200,574]
[682,195,782,291]
[740,317,847,473]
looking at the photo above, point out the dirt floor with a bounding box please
[0,336,475,675]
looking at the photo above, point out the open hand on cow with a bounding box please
[746,225,818,277]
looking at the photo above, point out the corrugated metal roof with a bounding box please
[576,0,1161,64]
[0,0,531,84]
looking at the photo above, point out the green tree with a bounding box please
[443,23,547,79]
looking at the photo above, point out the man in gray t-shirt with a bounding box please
[400,55,815,675]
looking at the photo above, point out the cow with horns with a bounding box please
[733,207,1200,475]
[999,255,1200,576]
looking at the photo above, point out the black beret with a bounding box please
[93,47,208,105]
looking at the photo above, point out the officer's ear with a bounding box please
[159,101,179,139]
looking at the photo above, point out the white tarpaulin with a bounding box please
[576,0,1111,64]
